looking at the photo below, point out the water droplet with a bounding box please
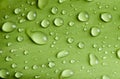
[48,61,55,68]
[61,69,74,78]
[41,19,50,28]
[34,75,41,79]
[14,8,21,15]
[89,53,99,66]
[102,75,110,79]
[4,34,10,39]
[23,50,29,55]
[58,0,66,4]
[19,18,26,23]
[68,21,74,27]
[116,49,120,59]
[24,66,29,70]
[67,37,74,44]
[11,63,17,69]
[32,65,39,70]
[51,7,58,14]
[78,11,89,22]
[0,50,3,54]
[27,30,48,45]
[85,0,93,2]
[2,22,16,32]
[16,36,24,42]
[90,27,101,37]
[70,60,75,64]
[61,10,67,15]
[100,12,112,22]
[38,0,48,9]
[77,42,85,49]
[15,72,23,78]
[5,56,12,62]
[57,50,69,58]
[17,28,24,33]
[0,69,10,78]
[54,17,64,27]
[27,11,37,21]
[4,15,9,19]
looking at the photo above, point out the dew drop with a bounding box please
[51,7,58,15]
[90,27,101,37]
[67,37,74,44]
[17,28,24,33]
[38,0,48,9]
[14,8,21,15]
[5,56,12,62]
[61,10,67,15]
[19,18,26,23]
[0,69,10,78]
[11,63,17,69]
[48,61,55,68]
[15,72,23,78]
[100,12,112,22]
[16,36,24,42]
[54,17,64,27]
[102,75,110,79]
[61,69,74,78]
[41,19,50,28]
[58,0,66,4]
[68,21,74,27]
[86,0,93,2]
[57,50,69,58]
[78,11,89,22]
[27,30,48,45]
[89,53,99,66]
[2,22,16,32]
[32,65,39,70]
[23,50,29,55]
[27,11,37,21]
[4,34,10,39]
[77,42,85,49]
[116,49,120,59]
[0,50,3,54]
[34,75,41,79]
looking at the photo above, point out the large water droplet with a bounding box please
[78,11,89,22]
[54,17,64,27]
[38,0,48,9]
[0,69,10,78]
[89,53,99,66]
[90,27,101,37]
[15,72,23,78]
[2,22,16,32]
[100,12,112,22]
[61,69,74,78]
[27,30,48,45]
[14,8,21,15]
[102,75,110,79]
[77,42,85,49]
[116,49,120,59]
[57,50,69,58]
[48,61,55,68]
[41,19,50,28]
[51,7,58,15]
[27,11,37,21]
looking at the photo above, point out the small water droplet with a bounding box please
[19,18,26,23]
[4,34,10,39]
[16,36,24,42]
[41,19,50,28]
[0,50,3,54]
[89,53,99,66]
[67,37,74,44]
[48,61,55,68]
[77,42,85,49]
[2,22,16,32]
[61,69,74,78]
[27,11,37,21]
[70,60,75,64]
[61,10,67,15]
[5,56,12,62]
[102,75,110,79]
[0,69,10,78]
[34,75,40,79]
[116,49,120,59]
[68,21,74,27]
[14,8,21,15]
[17,28,24,33]
[57,50,69,58]
[4,15,9,19]
[58,0,66,4]
[24,66,29,70]
[15,72,23,78]
[78,11,89,22]
[54,17,64,27]
[38,0,48,9]
[27,30,48,45]
[90,27,101,37]
[100,12,112,22]
[11,63,17,69]
[51,7,58,14]
[85,0,93,2]
[32,65,39,70]
[23,50,29,55]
